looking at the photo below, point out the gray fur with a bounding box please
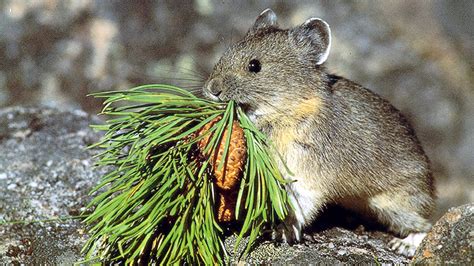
[203,9,435,242]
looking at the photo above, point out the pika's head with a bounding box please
[203,9,331,122]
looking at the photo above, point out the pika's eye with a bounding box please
[248,59,261,73]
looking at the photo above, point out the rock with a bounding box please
[226,227,409,264]
[0,106,412,264]
[2,106,471,264]
[412,203,474,264]
[0,106,104,264]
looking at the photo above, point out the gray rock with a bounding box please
[1,106,472,264]
[0,106,103,264]
[0,106,410,264]
[226,227,409,264]
[412,203,474,265]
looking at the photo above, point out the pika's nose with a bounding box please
[206,78,223,97]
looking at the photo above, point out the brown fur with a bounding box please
[203,9,435,242]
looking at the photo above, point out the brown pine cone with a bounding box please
[217,190,239,222]
[196,116,247,222]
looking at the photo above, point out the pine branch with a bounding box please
[82,84,292,264]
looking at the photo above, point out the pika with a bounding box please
[203,9,435,255]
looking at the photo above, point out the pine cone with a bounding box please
[217,190,238,222]
[196,117,246,222]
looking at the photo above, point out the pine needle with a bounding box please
[82,84,292,264]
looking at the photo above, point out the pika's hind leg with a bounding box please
[368,190,432,235]
[388,232,427,256]
[367,190,433,256]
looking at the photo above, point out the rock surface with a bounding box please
[0,106,103,264]
[1,106,473,264]
[226,227,409,264]
[0,106,411,264]
[412,203,474,265]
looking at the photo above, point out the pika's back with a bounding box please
[309,75,434,200]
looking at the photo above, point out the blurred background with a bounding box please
[0,0,472,219]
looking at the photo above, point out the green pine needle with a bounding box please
[82,84,292,264]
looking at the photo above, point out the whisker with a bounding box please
[172,64,207,80]
[127,62,205,82]
[185,54,210,78]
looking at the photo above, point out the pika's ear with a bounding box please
[290,18,331,65]
[249,8,278,33]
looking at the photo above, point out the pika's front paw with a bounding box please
[389,232,427,257]
[271,222,302,244]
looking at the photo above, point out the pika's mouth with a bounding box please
[202,88,259,121]
[202,89,220,102]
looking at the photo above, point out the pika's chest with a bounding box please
[254,95,323,176]
[267,127,307,177]
[269,127,297,154]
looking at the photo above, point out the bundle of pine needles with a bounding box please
[82,84,291,264]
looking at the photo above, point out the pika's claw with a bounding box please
[271,222,302,244]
